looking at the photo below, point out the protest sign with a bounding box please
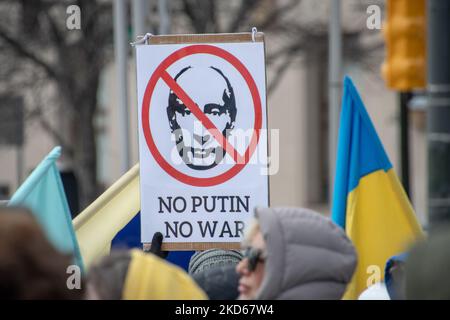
[136,33,269,250]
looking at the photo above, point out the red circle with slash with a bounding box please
[142,44,262,187]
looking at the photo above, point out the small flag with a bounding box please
[331,76,423,299]
[8,146,84,270]
[73,163,140,268]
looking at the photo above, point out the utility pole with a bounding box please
[399,92,412,198]
[381,0,427,203]
[328,0,342,204]
[427,0,450,228]
[114,0,131,174]
[158,0,170,34]
[132,0,147,37]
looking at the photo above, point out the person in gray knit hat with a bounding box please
[189,249,243,275]
[236,207,357,300]
[189,249,243,300]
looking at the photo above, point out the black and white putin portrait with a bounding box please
[166,66,237,170]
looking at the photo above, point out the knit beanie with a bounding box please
[188,249,243,275]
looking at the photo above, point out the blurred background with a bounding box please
[0,0,433,226]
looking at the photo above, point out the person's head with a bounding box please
[86,250,130,300]
[88,249,207,300]
[189,249,243,300]
[0,207,83,299]
[188,249,243,275]
[236,219,266,300]
[405,227,450,299]
[236,207,357,300]
[166,66,237,170]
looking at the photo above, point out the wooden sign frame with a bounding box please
[138,32,269,251]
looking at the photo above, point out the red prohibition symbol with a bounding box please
[142,44,262,187]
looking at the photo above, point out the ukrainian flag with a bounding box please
[8,147,84,270]
[331,76,423,299]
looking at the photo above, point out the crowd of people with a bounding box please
[0,205,449,300]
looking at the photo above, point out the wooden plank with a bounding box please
[147,32,264,45]
[143,242,241,252]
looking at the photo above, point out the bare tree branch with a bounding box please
[268,43,304,94]
[182,0,203,33]
[0,28,59,80]
[38,114,74,157]
[227,0,260,33]
[42,9,63,46]
[26,80,75,156]
[258,0,302,30]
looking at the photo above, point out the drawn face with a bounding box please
[167,66,237,170]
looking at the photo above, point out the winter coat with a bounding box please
[254,207,357,300]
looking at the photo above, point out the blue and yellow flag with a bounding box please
[9,147,84,271]
[331,76,423,299]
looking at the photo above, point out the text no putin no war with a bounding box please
[159,195,250,239]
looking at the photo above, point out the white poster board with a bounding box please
[135,33,269,250]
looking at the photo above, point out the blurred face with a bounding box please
[236,230,266,300]
[167,67,236,170]
[85,282,101,300]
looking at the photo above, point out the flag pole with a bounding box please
[328,0,342,206]
[158,0,170,34]
[114,0,131,174]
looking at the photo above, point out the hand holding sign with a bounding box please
[145,232,168,259]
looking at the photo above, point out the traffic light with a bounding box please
[381,0,426,91]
